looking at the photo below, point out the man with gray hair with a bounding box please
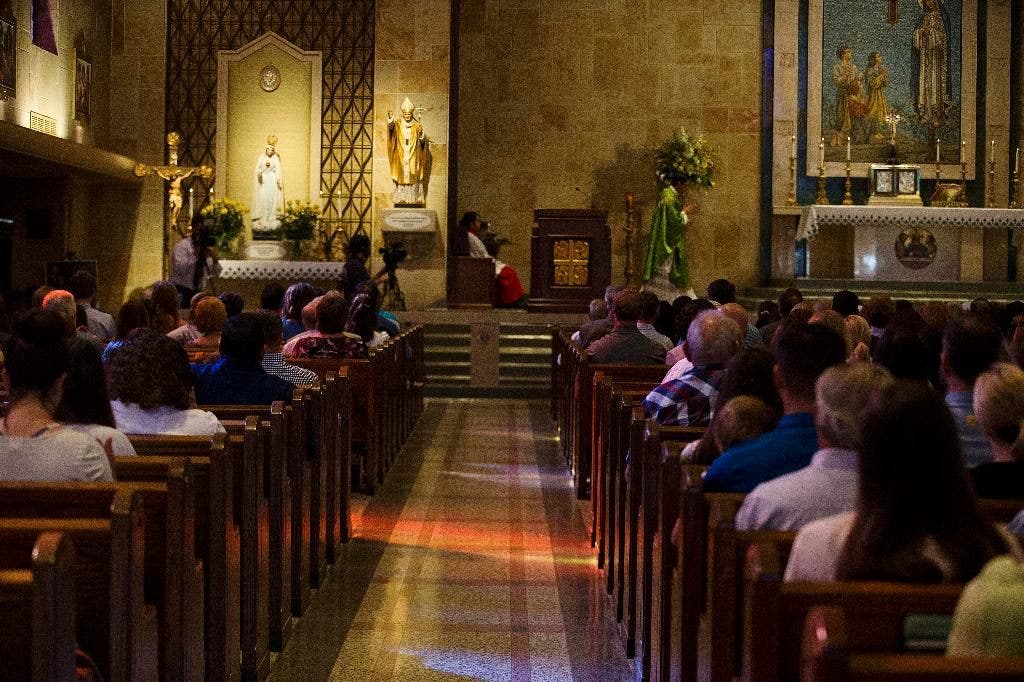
[735,362,894,530]
[643,310,741,426]
[586,288,666,365]
[580,284,625,348]
[572,297,608,343]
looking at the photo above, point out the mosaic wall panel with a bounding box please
[166,0,374,257]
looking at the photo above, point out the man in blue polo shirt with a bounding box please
[192,312,295,405]
[703,321,846,493]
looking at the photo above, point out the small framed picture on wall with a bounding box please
[0,7,15,99]
[74,35,91,123]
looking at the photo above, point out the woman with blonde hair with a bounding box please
[844,314,871,363]
[968,363,1024,499]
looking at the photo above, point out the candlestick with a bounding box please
[785,155,797,207]
[846,136,851,162]
[815,164,829,205]
[987,158,996,208]
[935,160,942,184]
[1011,165,1022,209]
[842,161,853,205]
[936,139,941,164]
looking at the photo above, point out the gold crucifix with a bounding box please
[885,112,903,147]
[134,132,214,239]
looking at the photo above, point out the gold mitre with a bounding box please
[400,97,415,114]
[267,134,279,147]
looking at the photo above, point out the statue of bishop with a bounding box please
[387,97,427,206]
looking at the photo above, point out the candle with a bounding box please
[1016,147,1021,175]
[819,137,825,170]
[790,135,796,160]
[991,139,996,163]
[961,140,966,164]
[846,136,851,161]
[188,187,194,217]
[936,139,941,164]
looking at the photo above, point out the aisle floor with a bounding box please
[271,399,632,681]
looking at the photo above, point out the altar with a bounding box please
[796,206,1024,283]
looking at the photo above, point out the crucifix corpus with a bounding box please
[885,112,903,164]
[134,132,214,275]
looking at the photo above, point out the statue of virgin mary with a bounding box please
[911,0,953,130]
[252,135,284,237]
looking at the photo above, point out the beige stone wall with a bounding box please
[457,1,763,295]
[373,0,451,309]
[103,0,166,307]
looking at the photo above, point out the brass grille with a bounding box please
[29,111,57,136]
[165,0,374,260]
[552,239,589,287]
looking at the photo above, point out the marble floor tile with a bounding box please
[270,400,632,681]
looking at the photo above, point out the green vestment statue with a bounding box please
[642,185,689,289]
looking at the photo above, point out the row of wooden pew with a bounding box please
[552,328,1024,682]
[0,326,425,681]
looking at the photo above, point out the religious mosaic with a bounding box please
[165,0,374,258]
[818,0,964,166]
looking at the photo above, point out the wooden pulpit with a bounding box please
[528,209,611,313]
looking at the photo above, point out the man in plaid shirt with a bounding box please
[643,310,741,426]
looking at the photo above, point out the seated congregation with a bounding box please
[556,280,1024,680]
[0,269,424,679]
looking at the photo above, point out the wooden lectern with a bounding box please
[528,209,611,313]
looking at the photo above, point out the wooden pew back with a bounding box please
[0,531,76,682]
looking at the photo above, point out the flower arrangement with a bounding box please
[655,128,716,189]
[276,200,320,259]
[199,198,247,249]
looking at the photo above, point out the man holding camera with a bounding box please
[170,214,222,304]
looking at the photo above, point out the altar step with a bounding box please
[741,279,1024,308]
[422,322,553,398]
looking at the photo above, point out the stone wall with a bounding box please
[373,0,451,309]
[456,1,764,295]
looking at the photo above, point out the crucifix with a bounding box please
[885,111,903,164]
[134,132,214,273]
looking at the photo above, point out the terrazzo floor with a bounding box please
[270,399,632,681]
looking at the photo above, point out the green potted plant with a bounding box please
[200,197,247,252]
[275,200,319,259]
[654,127,716,189]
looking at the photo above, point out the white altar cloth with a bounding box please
[798,206,1024,242]
[218,260,347,280]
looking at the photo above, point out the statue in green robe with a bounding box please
[642,182,695,292]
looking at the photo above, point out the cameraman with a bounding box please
[338,233,373,301]
[170,214,222,303]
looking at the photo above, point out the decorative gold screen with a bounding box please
[552,239,590,287]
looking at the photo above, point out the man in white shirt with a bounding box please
[735,362,893,531]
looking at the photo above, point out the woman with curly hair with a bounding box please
[107,328,224,435]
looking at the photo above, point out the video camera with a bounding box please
[379,242,408,271]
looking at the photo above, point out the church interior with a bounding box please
[2,0,1024,679]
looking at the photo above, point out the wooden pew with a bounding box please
[113,456,206,680]
[802,604,1024,681]
[596,381,660,583]
[0,531,77,682]
[574,356,666,499]
[703,499,792,682]
[742,541,964,682]
[0,489,154,682]
[634,420,704,679]
[0,477,203,682]
[129,433,240,682]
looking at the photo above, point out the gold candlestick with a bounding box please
[935,162,942,184]
[785,156,797,206]
[815,165,829,205]
[986,159,996,208]
[842,161,853,205]
[1011,169,1021,209]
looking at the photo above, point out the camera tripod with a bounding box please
[381,268,407,311]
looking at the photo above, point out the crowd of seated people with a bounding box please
[570,278,1024,657]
